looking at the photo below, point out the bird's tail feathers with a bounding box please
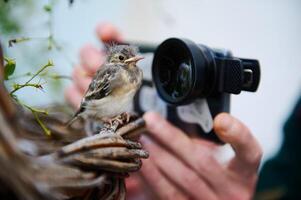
[65,106,86,127]
[65,115,79,127]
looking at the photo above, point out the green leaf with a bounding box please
[4,57,16,80]
[43,4,52,12]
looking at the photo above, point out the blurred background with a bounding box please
[1,0,301,162]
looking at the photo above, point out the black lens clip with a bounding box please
[216,57,260,95]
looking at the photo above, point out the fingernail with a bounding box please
[140,135,153,145]
[219,115,233,132]
[143,112,161,128]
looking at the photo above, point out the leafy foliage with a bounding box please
[0,0,74,136]
[9,59,54,95]
[8,59,55,136]
[43,4,52,13]
[4,57,16,80]
[0,0,34,35]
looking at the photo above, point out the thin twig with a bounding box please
[9,72,71,81]
[20,102,51,136]
[8,37,31,47]
[9,60,54,95]
[13,83,43,90]
[32,111,51,136]
[46,0,55,50]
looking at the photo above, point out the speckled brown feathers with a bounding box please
[68,45,143,125]
[84,63,123,101]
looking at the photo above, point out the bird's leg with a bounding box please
[109,114,132,127]
[102,117,116,128]
[103,113,137,130]
[110,115,124,126]
[124,112,131,123]
[121,112,137,123]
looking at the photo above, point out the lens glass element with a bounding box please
[158,55,192,101]
[153,38,196,104]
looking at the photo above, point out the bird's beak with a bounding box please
[125,56,144,64]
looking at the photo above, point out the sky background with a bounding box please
[4,0,301,162]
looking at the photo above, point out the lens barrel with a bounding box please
[152,38,260,105]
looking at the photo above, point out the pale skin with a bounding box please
[65,23,263,200]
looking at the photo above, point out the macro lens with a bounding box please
[152,38,260,105]
[152,38,214,105]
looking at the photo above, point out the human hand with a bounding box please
[64,23,123,108]
[64,23,262,200]
[137,112,262,200]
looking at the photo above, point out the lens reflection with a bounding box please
[171,62,191,99]
[158,56,191,101]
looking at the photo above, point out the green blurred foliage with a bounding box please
[4,57,16,80]
[0,0,34,35]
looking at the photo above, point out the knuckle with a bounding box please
[164,189,183,200]
[240,136,263,167]
[228,190,252,200]
[225,194,244,200]
[193,145,212,170]
[182,173,213,199]
[236,121,251,141]
[222,188,247,200]
[183,172,200,187]
[248,146,263,167]
[195,153,211,171]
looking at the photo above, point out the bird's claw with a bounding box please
[103,113,136,130]
[122,112,131,123]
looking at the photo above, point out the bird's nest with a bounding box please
[0,45,148,200]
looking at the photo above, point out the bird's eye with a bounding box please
[119,55,125,61]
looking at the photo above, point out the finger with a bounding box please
[141,135,217,200]
[64,84,82,109]
[140,154,187,200]
[95,22,123,43]
[143,112,226,188]
[125,175,142,198]
[79,44,104,75]
[214,113,262,176]
[191,137,217,149]
[72,65,92,93]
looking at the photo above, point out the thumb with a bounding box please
[213,113,262,175]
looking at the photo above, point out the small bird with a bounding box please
[68,45,144,126]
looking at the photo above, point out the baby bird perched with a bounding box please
[68,45,143,126]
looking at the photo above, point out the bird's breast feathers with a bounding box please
[85,89,136,118]
[80,64,143,119]
[111,69,141,97]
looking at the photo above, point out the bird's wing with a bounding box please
[67,64,124,126]
[84,63,123,101]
